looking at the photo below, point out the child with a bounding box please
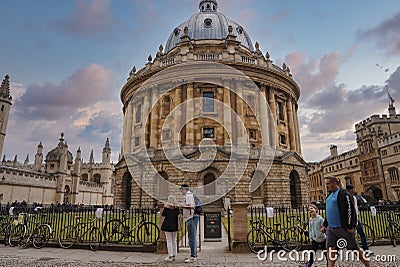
[161,195,180,262]
[304,204,326,267]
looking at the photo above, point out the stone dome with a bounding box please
[165,0,254,54]
[45,133,73,163]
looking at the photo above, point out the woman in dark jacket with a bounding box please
[161,195,180,262]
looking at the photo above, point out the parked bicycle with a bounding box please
[283,215,309,251]
[102,209,159,246]
[8,213,52,248]
[0,214,14,245]
[356,221,375,248]
[247,218,291,253]
[379,211,400,247]
[58,215,102,251]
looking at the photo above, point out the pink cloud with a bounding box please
[54,0,116,37]
[285,51,341,100]
[16,64,113,120]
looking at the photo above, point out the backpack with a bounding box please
[193,194,203,215]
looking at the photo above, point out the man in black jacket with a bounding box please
[321,177,370,267]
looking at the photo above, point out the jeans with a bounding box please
[307,240,326,266]
[186,215,199,257]
[357,219,368,250]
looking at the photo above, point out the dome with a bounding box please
[165,0,254,54]
[45,133,73,163]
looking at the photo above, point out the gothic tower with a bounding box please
[0,75,12,157]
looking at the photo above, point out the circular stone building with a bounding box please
[114,0,309,209]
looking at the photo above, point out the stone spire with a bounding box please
[199,0,218,12]
[102,138,111,165]
[0,75,12,100]
[89,149,94,163]
[387,86,396,117]
[24,154,29,169]
[33,142,43,172]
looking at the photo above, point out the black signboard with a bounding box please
[204,211,222,241]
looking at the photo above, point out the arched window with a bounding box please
[123,172,132,209]
[290,170,302,208]
[389,167,399,183]
[93,173,101,184]
[204,173,216,195]
[81,173,88,181]
[162,96,172,118]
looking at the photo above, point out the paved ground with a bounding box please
[1,219,399,267]
[0,245,400,267]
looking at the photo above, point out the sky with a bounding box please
[0,0,400,164]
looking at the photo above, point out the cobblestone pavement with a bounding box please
[0,246,399,267]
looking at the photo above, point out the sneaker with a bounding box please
[184,257,197,263]
[365,250,374,256]
[165,256,173,262]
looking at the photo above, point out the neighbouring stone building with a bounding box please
[0,75,114,205]
[114,0,309,209]
[308,101,400,202]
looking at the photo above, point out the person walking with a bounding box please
[321,177,370,267]
[180,184,197,263]
[304,204,326,267]
[346,184,373,254]
[161,195,180,262]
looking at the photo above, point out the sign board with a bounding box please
[204,212,222,242]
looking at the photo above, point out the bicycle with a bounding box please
[356,221,375,248]
[102,209,159,246]
[58,215,102,251]
[0,214,14,245]
[247,218,291,254]
[8,213,52,248]
[284,215,309,251]
[379,211,400,247]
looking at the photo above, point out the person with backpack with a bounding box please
[180,184,199,263]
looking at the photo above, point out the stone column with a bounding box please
[223,86,232,146]
[259,85,270,146]
[156,203,168,254]
[286,97,296,151]
[186,83,195,146]
[268,87,277,122]
[142,90,151,148]
[174,86,182,146]
[235,80,245,145]
[125,103,133,153]
[150,87,160,148]
[293,102,302,154]
[231,202,250,252]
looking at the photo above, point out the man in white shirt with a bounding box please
[180,184,197,263]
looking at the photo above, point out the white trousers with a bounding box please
[165,231,177,257]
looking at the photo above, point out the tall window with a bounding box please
[161,96,172,117]
[93,174,101,184]
[203,92,214,112]
[246,95,255,116]
[389,167,399,182]
[277,102,284,121]
[135,103,142,123]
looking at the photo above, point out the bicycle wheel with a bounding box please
[58,225,76,248]
[283,227,302,251]
[89,227,102,251]
[103,219,125,243]
[8,224,26,247]
[247,228,267,254]
[137,222,159,246]
[357,223,375,248]
[33,224,51,249]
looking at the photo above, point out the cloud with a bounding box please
[80,111,122,144]
[15,64,113,120]
[285,51,341,100]
[53,0,116,38]
[357,11,400,56]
